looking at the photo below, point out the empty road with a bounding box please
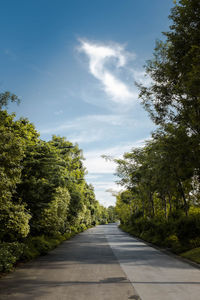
[0,224,199,300]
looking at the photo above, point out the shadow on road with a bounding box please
[1,224,199,300]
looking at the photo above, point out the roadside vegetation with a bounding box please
[114,0,200,264]
[0,93,117,273]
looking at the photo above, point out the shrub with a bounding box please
[163,234,184,253]
[176,215,200,244]
[0,242,24,272]
[120,213,200,255]
[189,237,200,248]
[181,248,200,264]
[78,223,87,232]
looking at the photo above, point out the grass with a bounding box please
[180,248,200,264]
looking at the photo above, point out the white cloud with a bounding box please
[69,129,103,144]
[79,39,137,103]
[103,72,136,100]
[40,114,121,134]
[40,123,75,134]
[85,174,101,180]
[89,180,123,207]
[90,181,122,191]
[41,114,131,145]
[94,190,116,207]
[40,113,148,145]
[132,70,152,87]
[40,113,147,135]
[84,139,146,174]
[84,141,147,207]
[84,154,116,174]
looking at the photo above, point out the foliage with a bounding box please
[0,111,32,241]
[137,0,200,190]
[0,91,20,109]
[175,214,200,243]
[120,213,200,254]
[138,0,200,131]
[0,242,24,272]
[113,0,200,263]
[180,248,200,264]
[0,92,112,273]
[107,206,118,223]
[38,187,70,235]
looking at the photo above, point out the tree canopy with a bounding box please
[0,94,116,271]
[114,0,200,255]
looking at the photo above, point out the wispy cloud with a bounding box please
[84,139,147,206]
[78,39,137,104]
[28,64,53,77]
[90,181,122,192]
[41,112,152,145]
[132,70,152,87]
[40,113,145,134]
[94,190,117,207]
[69,129,103,144]
[4,49,53,78]
[84,139,146,174]
[85,174,101,180]
[85,175,124,207]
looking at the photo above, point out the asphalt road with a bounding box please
[0,224,199,300]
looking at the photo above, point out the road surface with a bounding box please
[0,224,199,300]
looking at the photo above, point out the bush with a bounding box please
[0,242,24,272]
[22,235,61,260]
[22,229,81,261]
[120,213,200,255]
[78,223,87,232]
[181,248,200,264]
[0,222,91,273]
[189,237,200,248]
[163,234,183,253]
[176,215,200,244]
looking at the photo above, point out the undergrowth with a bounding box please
[120,213,200,264]
[0,226,84,273]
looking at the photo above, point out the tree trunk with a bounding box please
[178,178,188,216]
[168,191,172,216]
[149,192,154,217]
[161,194,167,218]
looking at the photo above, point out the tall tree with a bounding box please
[138,0,200,189]
[0,112,33,241]
[138,0,200,133]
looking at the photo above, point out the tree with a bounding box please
[138,0,200,134]
[107,206,117,223]
[0,111,32,241]
[0,91,20,109]
[16,137,71,235]
[137,0,200,203]
[49,136,87,228]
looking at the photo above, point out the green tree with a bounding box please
[0,111,32,241]
[136,0,200,215]
[138,0,200,132]
[49,136,87,228]
[0,91,20,109]
[16,138,69,235]
[107,206,117,223]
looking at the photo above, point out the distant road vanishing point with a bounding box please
[0,224,200,300]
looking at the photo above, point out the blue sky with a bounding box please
[0,0,173,206]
